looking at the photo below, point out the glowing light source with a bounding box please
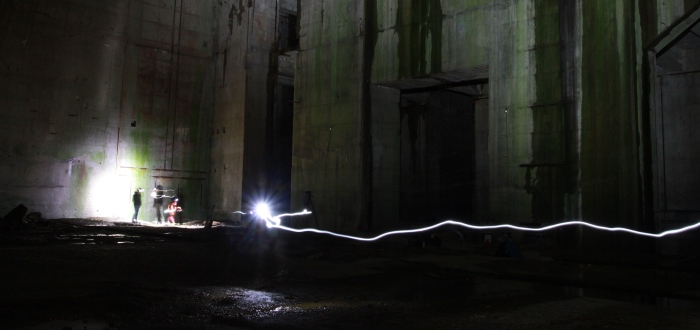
[253,202,273,222]
[235,205,311,228]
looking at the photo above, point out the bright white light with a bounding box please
[87,171,120,217]
[236,204,310,228]
[253,202,273,221]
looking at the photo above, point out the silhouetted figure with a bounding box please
[153,185,164,224]
[132,188,143,224]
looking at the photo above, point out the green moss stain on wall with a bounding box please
[638,0,659,45]
[396,0,442,78]
[531,0,565,224]
[372,1,491,83]
[176,61,209,172]
[454,9,489,69]
[487,0,535,223]
[442,0,491,8]
[89,151,105,165]
[129,129,150,168]
[509,0,535,139]
[580,1,639,240]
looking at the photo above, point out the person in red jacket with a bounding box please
[165,198,182,224]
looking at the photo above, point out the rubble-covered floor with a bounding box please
[1,218,700,329]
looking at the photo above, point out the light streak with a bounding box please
[236,203,312,227]
[150,189,177,199]
[265,220,700,241]
[239,203,700,241]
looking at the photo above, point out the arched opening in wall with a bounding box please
[372,67,489,230]
[649,8,700,255]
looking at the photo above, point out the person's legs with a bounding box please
[133,205,140,222]
[156,205,162,223]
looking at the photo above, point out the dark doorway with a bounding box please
[279,11,299,52]
[399,90,476,224]
[269,79,294,213]
[648,11,700,255]
[653,18,700,220]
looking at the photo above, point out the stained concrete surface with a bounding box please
[1,217,700,329]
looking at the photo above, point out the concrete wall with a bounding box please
[3,0,699,258]
[240,0,280,213]
[578,1,639,251]
[370,85,400,231]
[292,0,700,246]
[488,0,539,226]
[291,0,552,233]
[210,0,280,221]
[0,0,215,221]
[209,0,248,220]
[372,0,492,82]
[292,0,367,232]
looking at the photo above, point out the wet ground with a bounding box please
[1,217,700,329]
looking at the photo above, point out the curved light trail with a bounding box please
[240,203,700,241]
[150,189,177,199]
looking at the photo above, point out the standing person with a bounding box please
[153,185,164,224]
[132,188,143,224]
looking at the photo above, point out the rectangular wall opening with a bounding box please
[399,90,476,224]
